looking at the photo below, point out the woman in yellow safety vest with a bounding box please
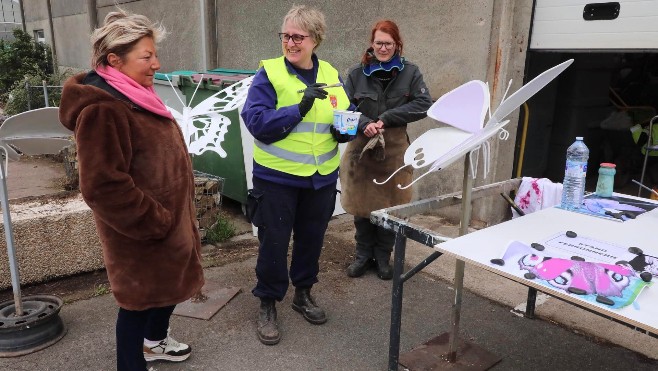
[240,4,355,346]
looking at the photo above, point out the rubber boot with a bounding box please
[256,298,280,345]
[375,258,393,280]
[346,256,374,278]
[291,287,327,325]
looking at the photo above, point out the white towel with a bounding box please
[512,177,563,218]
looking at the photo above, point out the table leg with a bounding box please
[388,232,407,371]
[525,287,537,319]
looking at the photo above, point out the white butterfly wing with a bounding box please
[189,76,254,117]
[404,127,473,169]
[428,80,489,133]
[487,59,573,126]
[428,120,510,173]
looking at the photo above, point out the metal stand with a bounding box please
[0,157,66,357]
[383,154,503,370]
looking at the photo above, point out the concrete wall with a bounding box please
[19,0,533,224]
[0,195,103,290]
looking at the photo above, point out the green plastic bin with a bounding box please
[178,73,255,205]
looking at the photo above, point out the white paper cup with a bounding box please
[333,110,361,135]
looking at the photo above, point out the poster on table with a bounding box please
[490,231,656,310]
[557,193,658,222]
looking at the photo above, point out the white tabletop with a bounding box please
[435,202,658,334]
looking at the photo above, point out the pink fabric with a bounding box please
[512,177,563,218]
[95,65,173,119]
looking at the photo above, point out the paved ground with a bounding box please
[2,158,658,370]
[6,156,66,200]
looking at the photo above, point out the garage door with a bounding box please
[530,0,658,50]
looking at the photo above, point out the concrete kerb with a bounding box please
[0,193,103,290]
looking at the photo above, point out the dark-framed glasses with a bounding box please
[278,33,310,44]
[373,41,396,50]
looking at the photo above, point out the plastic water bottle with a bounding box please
[560,137,589,210]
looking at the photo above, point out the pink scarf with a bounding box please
[95,65,173,119]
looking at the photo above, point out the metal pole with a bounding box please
[25,80,31,111]
[42,80,49,107]
[387,231,407,371]
[447,153,474,362]
[0,156,24,316]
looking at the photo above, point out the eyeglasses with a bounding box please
[373,41,396,50]
[278,33,310,44]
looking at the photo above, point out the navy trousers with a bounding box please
[116,305,175,371]
[249,176,337,301]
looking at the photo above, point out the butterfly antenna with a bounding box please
[373,164,409,185]
[189,74,205,107]
[397,168,435,190]
[164,75,186,107]
[494,79,514,121]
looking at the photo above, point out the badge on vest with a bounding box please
[330,95,337,108]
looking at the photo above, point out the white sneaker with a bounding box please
[143,335,191,362]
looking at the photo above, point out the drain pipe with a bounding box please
[46,0,58,71]
[17,0,26,32]
[199,0,208,72]
[86,0,97,31]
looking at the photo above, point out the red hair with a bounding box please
[361,20,403,65]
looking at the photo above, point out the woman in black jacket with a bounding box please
[341,20,432,280]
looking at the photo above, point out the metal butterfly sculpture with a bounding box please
[165,75,254,157]
[375,59,574,189]
[0,107,72,172]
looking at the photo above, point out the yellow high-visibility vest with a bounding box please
[254,56,350,176]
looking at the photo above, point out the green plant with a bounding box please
[204,213,236,244]
[93,283,111,297]
[0,29,53,98]
[3,69,73,116]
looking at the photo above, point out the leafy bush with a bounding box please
[0,29,53,99]
[3,70,72,116]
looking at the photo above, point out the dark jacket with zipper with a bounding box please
[340,60,432,217]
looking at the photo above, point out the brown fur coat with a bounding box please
[59,73,204,311]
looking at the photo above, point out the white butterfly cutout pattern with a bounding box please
[0,107,73,178]
[165,75,254,158]
[375,59,574,189]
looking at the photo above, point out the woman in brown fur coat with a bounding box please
[59,10,203,371]
[341,20,432,280]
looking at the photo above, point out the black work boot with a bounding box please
[375,259,393,280]
[346,256,373,278]
[256,298,280,345]
[291,287,327,325]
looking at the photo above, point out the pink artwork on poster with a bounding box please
[491,234,652,309]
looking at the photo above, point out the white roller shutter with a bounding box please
[530,0,658,50]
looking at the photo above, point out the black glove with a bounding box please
[298,83,328,117]
[330,125,355,143]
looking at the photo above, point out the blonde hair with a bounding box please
[282,5,326,49]
[90,9,166,68]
